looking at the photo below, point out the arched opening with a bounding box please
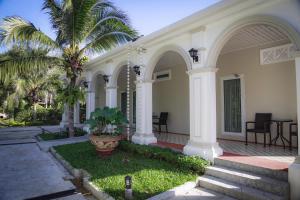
[116,65,136,128]
[215,23,298,153]
[152,51,189,144]
[94,74,106,109]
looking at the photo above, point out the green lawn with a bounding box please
[55,142,199,200]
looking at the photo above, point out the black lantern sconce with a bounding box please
[188,48,199,63]
[83,81,89,88]
[102,75,110,83]
[133,65,141,75]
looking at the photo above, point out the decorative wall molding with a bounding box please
[260,43,296,65]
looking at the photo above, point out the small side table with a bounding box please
[271,119,293,148]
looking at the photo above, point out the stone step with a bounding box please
[214,158,288,181]
[147,181,237,200]
[198,175,285,200]
[205,166,289,197]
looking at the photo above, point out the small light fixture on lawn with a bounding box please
[125,175,133,199]
[188,48,199,63]
[133,65,141,75]
[103,75,109,83]
[83,81,88,88]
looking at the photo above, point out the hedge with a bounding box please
[118,141,209,174]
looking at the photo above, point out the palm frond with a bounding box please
[0,48,63,81]
[0,16,59,49]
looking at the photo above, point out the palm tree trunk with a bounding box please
[33,103,37,121]
[68,104,75,137]
[68,76,77,137]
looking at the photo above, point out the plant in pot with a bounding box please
[85,107,127,157]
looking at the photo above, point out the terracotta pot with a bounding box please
[89,134,122,157]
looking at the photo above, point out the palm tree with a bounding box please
[0,0,136,136]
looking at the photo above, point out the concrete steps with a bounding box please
[214,158,288,181]
[205,166,289,196]
[197,158,289,200]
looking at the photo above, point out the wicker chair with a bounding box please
[245,113,272,147]
[153,112,168,133]
[289,123,298,150]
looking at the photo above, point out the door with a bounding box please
[222,77,242,133]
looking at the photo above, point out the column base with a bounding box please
[132,133,157,145]
[83,125,91,134]
[289,156,300,200]
[183,141,223,162]
[59,121,68,129]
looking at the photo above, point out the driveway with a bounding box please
[0,126,86,200]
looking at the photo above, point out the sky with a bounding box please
[0,0,219,51]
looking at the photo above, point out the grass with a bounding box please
[55,142,199,200]
[39,128,87,141]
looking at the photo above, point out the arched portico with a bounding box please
[144,45,192,82]
[132,45,191,145]
[201,15,300,199]
[206,15,300,68]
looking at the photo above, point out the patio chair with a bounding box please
[245,113,272,147]
[153,112,168,134]
[289,123,298,150]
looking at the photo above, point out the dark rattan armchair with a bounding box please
[153,112,168,133]
[245,113,272,147]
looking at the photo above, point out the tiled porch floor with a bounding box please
[154,132,297,164]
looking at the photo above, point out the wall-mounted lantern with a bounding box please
[83,81,89,88]
[103,75,109,83]
[133,65,141,75]
[188,48,199,63]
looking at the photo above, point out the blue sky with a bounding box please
[0,0,219,53]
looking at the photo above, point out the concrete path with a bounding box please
[38,135,89,152]
[0,126,88,200]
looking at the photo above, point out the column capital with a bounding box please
[135,80,154,85]
[105,86,118,90]
[294,51,300,58]
[186,67,218,75]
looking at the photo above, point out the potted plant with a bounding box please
[85,107,127,157]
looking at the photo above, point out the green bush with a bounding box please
[119,141,209,174]
[39,127,88,141]
[15,106,62,125]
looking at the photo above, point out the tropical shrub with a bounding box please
[85,107,127,136]
[119,141,209,174]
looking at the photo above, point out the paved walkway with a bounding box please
[0,126,88,200]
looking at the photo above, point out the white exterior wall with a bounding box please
[82,1,300,198]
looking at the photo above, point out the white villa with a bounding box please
[60,0,300,199]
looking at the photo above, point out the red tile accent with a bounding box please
[151,141,290,171]
[220,152,289,171]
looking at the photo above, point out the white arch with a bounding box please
[144,44,192,81]
[206,15,300,68]
[90,69,105,91]
[110,60,135,87]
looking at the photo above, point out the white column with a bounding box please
[289,54,300,200]
[74,101,80,126]
[105,86,117,108]
[132,81,157,145]
[183,68,223,162]
[85,81,95,120]
[59,103,69,128]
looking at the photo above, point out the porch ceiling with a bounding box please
[221,24,290,55]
